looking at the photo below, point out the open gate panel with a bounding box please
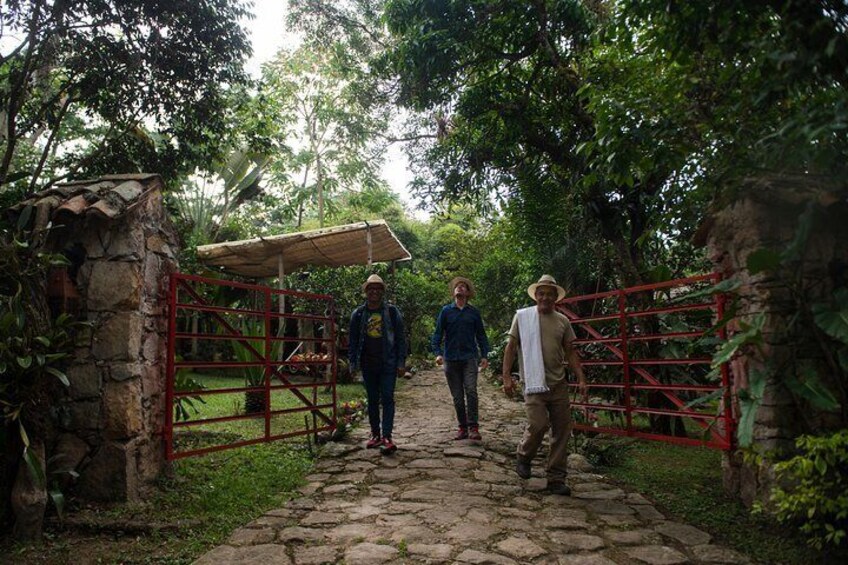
[559,274,734,450]
[165,273,338,460]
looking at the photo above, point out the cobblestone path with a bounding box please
[195,369,749,564]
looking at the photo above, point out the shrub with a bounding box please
[571,434,631,468]
[770,430,848,549]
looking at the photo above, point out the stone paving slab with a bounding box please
[194,369,750,564]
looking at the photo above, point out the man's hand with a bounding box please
[479,358,489,370]
[502,374,516,396]
[435,355,444,366]
[397,367,407,378]
[578,379,588,401]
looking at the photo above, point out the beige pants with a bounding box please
[516,381,572,482]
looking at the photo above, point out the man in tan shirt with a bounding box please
[502,275,587,495]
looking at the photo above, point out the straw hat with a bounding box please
[527,274,566,302]
[449,276,475,298]
[361,274,386,292]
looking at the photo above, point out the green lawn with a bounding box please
[596,438,828,564]
[172,373,364,454]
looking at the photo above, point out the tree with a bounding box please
[263,43,391,228]
[0,0,253,194]
[591,1,848,186]
[171,148,272,250]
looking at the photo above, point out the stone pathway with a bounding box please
[195,369,750,564]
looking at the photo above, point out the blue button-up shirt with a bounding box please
[430,302,490,361]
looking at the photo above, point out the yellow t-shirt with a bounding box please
[508,309,576,387]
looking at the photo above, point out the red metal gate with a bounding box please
[165,273,338,460]
[560,274,734,450]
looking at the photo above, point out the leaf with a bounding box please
[682,388,724,410]
[838,347,848,373]
[736,368,767,447]
[16,356,33,369]
[4,170,32,184]
[814,456,827,475]
[783,201,817,262]
[34,336,51,347]
[784,363,840,411]
[12,291,25,331]
[49,488,66,519]
[671,278,741,303]
[711,313,766,367]
[746,248,782,275]
[19,422,30,447]
[45,367,70,387]
[22,447,46,488]
[812,288,848,344]
[646,264,672,283]
[16,204,33,232]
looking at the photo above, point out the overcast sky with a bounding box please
[244,0,421,216]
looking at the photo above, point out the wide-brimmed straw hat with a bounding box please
[527,274,566,302]
[361,274,386,292]
[449,276,475,298]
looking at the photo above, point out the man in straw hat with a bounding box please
[502,274,587,495]
[349,274,407,455]
[431,276,491,441]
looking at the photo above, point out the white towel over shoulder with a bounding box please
[516,306,549,395]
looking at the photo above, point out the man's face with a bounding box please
[535,286,558,313]
[454,282,469,298]
[365,284,384,304]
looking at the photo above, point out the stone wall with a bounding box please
[703,174,848,507]
[49,183,178,501]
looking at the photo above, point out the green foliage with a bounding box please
[262,41,392,228]
[0,228,81,430]
[571,434,630,468]
[771,430,848,550]
[392,268,444,355]
[737,368,767,448]
[168,146,277,271]
[696,199,845,447]
[604,440,821,563]
[618,1,848,181]
[0,0,253,191]
[173,367,207,423]
[812,288,848,346]
[0,221,88,528]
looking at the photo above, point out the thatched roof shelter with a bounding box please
[195,220,411,279]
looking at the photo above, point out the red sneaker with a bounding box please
[380,437,397,455]
[454,427,469,440]
[366,434,382,449]
[468,426,482,441]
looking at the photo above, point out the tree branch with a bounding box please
[28,94,74,193]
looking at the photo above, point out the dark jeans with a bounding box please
[361,363,397,438]
[444,359,479,429]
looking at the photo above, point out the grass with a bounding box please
[173,373,364,453]
[2,382,368,564]
[596,438,828,564]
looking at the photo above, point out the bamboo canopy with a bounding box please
[195,220,411,278]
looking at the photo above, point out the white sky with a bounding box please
[245,0,422,217]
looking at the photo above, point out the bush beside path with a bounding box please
[194,369,750,564]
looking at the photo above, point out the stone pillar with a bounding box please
[701,174,848,507]
[48,178,178,501]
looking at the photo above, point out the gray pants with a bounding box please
[516,381,572,481]
[444,359,479,429]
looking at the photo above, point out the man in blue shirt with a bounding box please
[431,277,490,440]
